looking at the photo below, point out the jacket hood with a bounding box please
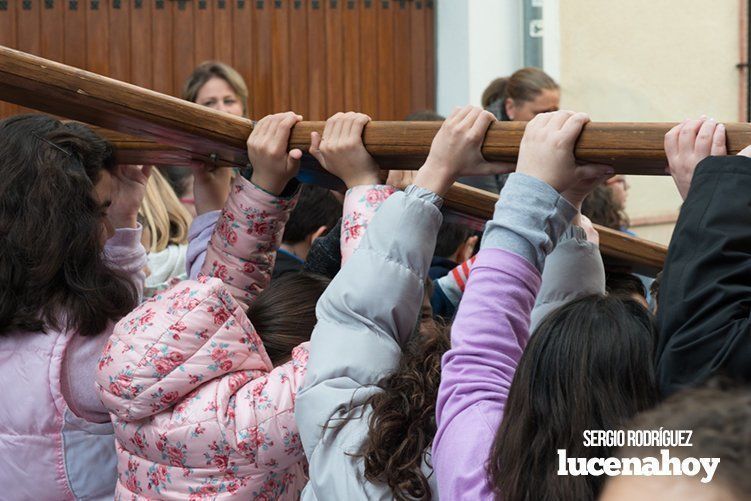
[96,276,273,421]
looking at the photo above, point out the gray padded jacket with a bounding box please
[296,186,443,500]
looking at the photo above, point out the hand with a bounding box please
[664,117,726,200]
[516,110,612,204]
[385,170,417,190]
[309,112,380,189]
[191,163,233,215]
[561,164,614,210]
[414,105,508,196]
[247,112,303,195]
[575,214,599,246]
[108,164,152,229]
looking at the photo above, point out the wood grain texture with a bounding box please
[5,46,751,175]
[441,183,667,274]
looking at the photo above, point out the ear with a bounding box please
[309,225,328,243]
[459,235,479,263]
[504,98,515,120]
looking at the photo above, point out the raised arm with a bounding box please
[296,108,507,496]
[433,111,613,499]
[200,112,303,309]
[657,118,751,394]
[530,215,604,332]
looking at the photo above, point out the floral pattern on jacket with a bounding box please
[341,184,395,265]
[97,175,308,500]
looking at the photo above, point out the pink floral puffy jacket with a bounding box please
[96,176,308,500]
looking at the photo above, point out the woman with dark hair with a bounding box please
[433,110,656,500]
[0,114,150,500]
[296,107,504,500]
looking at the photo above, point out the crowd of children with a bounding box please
[0,62,750,501]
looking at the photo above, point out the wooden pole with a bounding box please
[0,45,667,271]
[3,45,751,174]
[442,183,666,274]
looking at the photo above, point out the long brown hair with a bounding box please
[0,114,139,337]
[488,295,659,501]
[581,185,630,231]
[247,272,330,366]
[359,321,451,500]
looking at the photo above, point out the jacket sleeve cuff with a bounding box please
[481,173,577,272]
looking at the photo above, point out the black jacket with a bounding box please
[656,156,751,396]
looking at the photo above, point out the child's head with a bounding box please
[603,382,751,501]
[0,114,139,337]
[489,294,659,500]
[434,220,476,264]
[606,272,649,309]
[582,184,630,231]
[247,272,330,366]
[139,168,193,253]
[182,60,249,117]
[482,68,560,121]
[361,320,451,500]
[282,185,342,260]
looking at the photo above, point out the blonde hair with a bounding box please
[182,61,249,117]
[139,168,193,253]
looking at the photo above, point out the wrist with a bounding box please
[250,172,290,196]
[344,173,381,189]
[413,165,454,197]
[109,213,138,229]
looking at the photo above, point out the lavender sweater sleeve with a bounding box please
[186,210,221,279]
[63,226,147,422]
[433,173,576,500]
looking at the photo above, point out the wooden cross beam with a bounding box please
[3,46,751,174]
[0,45,667,271]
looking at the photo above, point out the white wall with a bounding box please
[436,0,522,114]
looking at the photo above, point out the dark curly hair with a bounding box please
[581,185,630,231]
[0,114,139,337]
[359,321,450,500]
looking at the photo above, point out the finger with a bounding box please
[322,112,341,141]
[445,105,468,125]
[341,111,359,138]
[457,106,483,132]
[528,110,554,129]
[547,110,577,131]
[694,118,718,158]
[286,150,302,173]
[558,112,590,148]
[678,118,704,157]
[575,163,615,182]
[447,105,474,126]
[664,121,684,161]
[328,112,345,144]
[468,110,496,142]
[711,123,727,156]
[141,165,153,179]
[350,113,371,138]
[309,131,325,163]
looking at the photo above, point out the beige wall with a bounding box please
[558,0,741,244]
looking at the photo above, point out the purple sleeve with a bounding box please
[186,210,221,280]
[433,249,541,499]
[63,226,147,421]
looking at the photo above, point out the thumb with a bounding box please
[287,149,302,174]
[575,163,614,183]
[309,131,326,166]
